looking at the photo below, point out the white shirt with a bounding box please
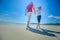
[37,9,41,16]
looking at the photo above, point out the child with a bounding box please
[36,6,42,29]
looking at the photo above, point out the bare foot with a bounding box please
[27,26,30,28]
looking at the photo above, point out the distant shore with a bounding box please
[0,21,60,25]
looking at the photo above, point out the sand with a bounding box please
[0,22,60,40]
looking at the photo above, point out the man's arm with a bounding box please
[25,9,27,16]
[33,7,36,14]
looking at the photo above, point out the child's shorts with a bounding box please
[37,15,41,23]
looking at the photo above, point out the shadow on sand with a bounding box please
[26,27,60,37]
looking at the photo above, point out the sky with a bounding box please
[0,0,60,24]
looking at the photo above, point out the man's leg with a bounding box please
[27,21,30,28]
[27,12,31,28]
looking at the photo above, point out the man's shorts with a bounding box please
[27,12,32,21]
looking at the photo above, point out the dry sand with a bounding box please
[0,22,60,40]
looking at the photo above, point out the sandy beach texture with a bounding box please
[0,22,60,40]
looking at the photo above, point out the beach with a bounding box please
[0,22,60,40]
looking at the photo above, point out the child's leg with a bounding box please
[37,15,41,29]
[36,23,40,29]
[36,23,39,29]
[36,16,40,29]
[38,15,41,29]
[38,23,40,29]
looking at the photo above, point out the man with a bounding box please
[25,2,36,28]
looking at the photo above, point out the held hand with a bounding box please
[34,10,36,14]
[33,7,36,14]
